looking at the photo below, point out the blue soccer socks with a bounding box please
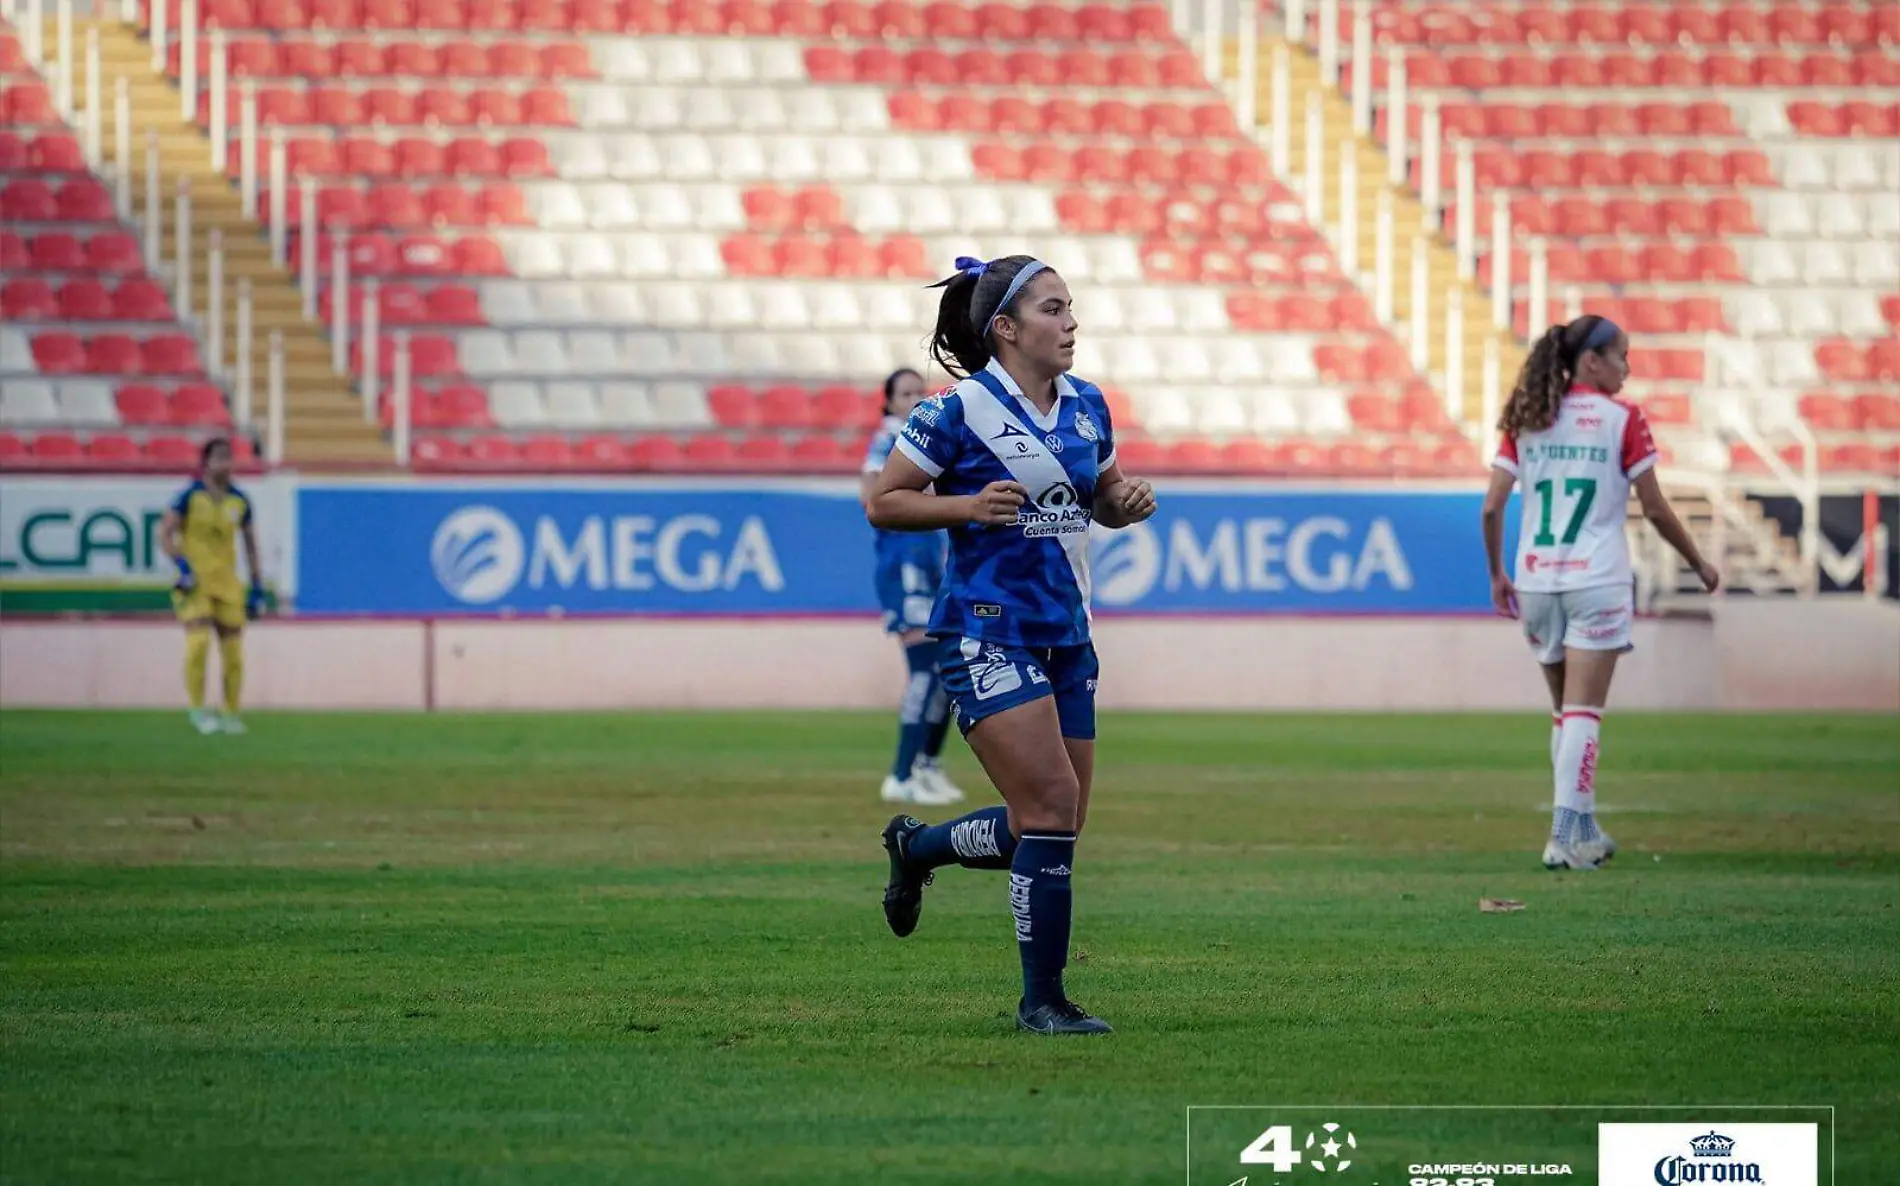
[906,805,1016,871]
[1010,832,1077,1012]
[891,641,937,780]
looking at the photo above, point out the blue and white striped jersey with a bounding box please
[891,358,1117,648]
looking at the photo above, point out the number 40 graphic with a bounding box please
[1239,1123,1357,1175]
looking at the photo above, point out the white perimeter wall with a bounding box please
[3,603,1895,713]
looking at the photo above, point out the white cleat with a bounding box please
[910,757,966,805]
[880,775,922,804]
[1573,831,1617,866]
[218,714,247,735]
[189,709,221,735]
[1542,840,1601,871]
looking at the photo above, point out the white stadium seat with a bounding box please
[506,236,564,278]
[1178,290,1228,334]
[628,87,682,131]
[0,379,59,422]
[872,139,924,183]
[1781,292,1834,338]
[608,134,662,182]
[598,381,655,426]
[1212,338,1266,383]
[1774,145,1833,190]
[1196,390,1248,435]
[620,235,672,278]
[578,86,630,130]
[767,136,821,182]
[1760,193,1814,237]
[675,331,731,375]
[489,381,547,427]
[671,236,724,279]
[550,136,607,180]
[907,188,959,235]
[1800,242,1851,286]
[850,186,903,234]
[511,330,569,375]
[1855,241,1898,287]
[529,182,586,229]
[544,381,600,427]
[1138,388,1193,436]
[822,138,874,182]
[664,133,718,181]
[653,40,705,84]
[650,381,710,427]
[1726,291,1782,339]
[589,187,640,230]
[565,238,619,279]
[1814,193,1865,239]
[1836,291,1888,338]
[596,40,649,83]
[590,284,645,323]
[837,89,888,132]
[648,285,705,329]
[684,88,735,132]
[563,331,619,374]
[702,40,754,85]
[1767,341,1820,389]
[704,283,758,329]
[757,285,811,331]
[1266,340,1319,385]
[1156,340,1212,384]
[753,42,805,85]
[623,331,674,373]
[1303,391,1352,436]
[728,332,785,374]
[1830,144,1884,192]
[1867,192,1900,239]
[812,287,863,329]
[736,88,790,133]
[460,329,513,375]
[64,380,122,424]
[0,329,34,372]
[1250,390,1303,435]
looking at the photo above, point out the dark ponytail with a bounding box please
[880,367,922,415]
[1500,315,1617,436]
[928,254,1040,380]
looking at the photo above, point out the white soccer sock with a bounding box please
[1552,705,1603,842]
[1549,713,1562,769]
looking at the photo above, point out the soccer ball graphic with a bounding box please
[1304,1123,1356,1173]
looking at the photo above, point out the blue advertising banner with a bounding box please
[296,480,1507,615]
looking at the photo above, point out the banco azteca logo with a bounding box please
[431,505,524,604]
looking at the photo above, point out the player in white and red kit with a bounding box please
[1481,316,1721,870]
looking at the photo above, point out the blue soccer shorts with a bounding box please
[875,554,943,635]
[936,637,1099,740]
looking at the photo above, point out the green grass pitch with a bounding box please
[2,710,1895,1184]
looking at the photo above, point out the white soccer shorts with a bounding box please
[1518,584,1634,666]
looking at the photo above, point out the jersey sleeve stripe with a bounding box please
[1491,455,1519,476]
[892,435,944,479]
[1625,452,1658,480]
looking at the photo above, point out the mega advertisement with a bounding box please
[1754,493,1898,597]
[0,476,296,614]
[296,479,1504,615]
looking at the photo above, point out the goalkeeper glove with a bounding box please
[246,582,267,620]
[173,556,196,594]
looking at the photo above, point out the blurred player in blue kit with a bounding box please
[860,367,966,808]
[866,256,1156,1035]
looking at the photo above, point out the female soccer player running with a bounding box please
[1481,316,1719,870]
[861,367,964,807]
[161,438,267,735]
[867,255,1156,1035]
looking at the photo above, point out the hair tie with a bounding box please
[926,256,989,289]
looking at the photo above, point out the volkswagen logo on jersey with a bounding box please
[431,506,525,604]
[1090,521,1162,606]
[1044,433,1064,452]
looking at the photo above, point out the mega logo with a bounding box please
[1089,515,1414,605]
[430,506,785,605]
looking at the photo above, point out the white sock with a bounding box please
[1549,714,1562,769]
[1552,705,1602,843]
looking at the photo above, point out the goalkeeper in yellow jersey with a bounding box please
[160,438,266,734]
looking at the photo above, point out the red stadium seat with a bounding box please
[60,279,118,320]
[1,279,58,321]
[116,383,174,424]
[28,432,84,462]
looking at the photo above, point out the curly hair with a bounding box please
[1499,315,1618,436]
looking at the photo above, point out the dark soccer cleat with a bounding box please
[881,813,933,938]
[1016,998,1113,1036]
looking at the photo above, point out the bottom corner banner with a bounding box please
[1185,1106,1830,1186]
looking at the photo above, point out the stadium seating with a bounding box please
[0,29,244,470]
[121,2,1471,475]
[1327,0,1898,478]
